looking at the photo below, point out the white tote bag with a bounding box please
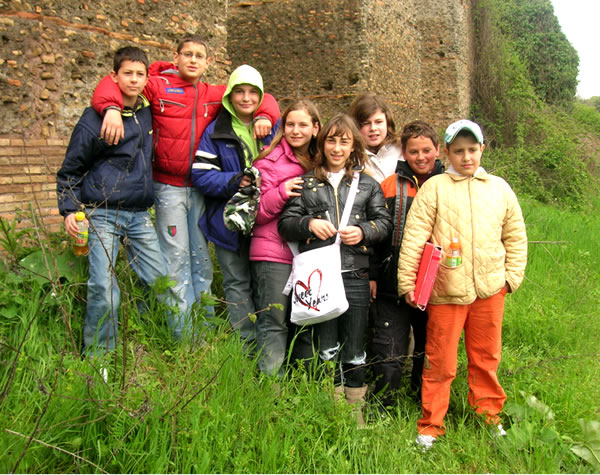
[284,172,360,326]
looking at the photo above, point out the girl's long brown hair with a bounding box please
[313,113,367,181]
[258,99,322,172]
[349,93,401,149]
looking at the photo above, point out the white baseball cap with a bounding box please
[444,119,484,145]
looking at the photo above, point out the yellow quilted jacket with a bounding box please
[397,169,527,305]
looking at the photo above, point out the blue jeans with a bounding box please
[85,208,179,353]
[314,270,370,387]
[215,239,256,343]
[153,182,214,333]
[251,260,291,376]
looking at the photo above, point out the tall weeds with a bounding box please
[1,197,600,472]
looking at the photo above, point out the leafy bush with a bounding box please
[572,102,600,135]
[472,0,595,209]
[496,0,579,108]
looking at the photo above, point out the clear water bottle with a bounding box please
[73,211,89,256]
[445,237,462,267]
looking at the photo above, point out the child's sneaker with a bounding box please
[415,434,436,451]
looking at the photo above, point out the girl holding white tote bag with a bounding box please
[278,114,391,425]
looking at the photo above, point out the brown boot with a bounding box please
[344,385,368,427]
[334,384,345,402]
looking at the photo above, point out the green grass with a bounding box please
[1,195,599,473]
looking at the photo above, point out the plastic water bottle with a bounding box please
[73,211,89,256]
[445,237,462,267]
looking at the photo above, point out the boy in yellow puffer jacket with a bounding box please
[397,119,527,450]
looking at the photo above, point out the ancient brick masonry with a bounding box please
[0,0,230,232]
[0,136,65,231]
[228,0,473,126]
[0,0,473,234]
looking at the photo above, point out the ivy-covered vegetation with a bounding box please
[472,0,598,210]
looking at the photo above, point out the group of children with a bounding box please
[56,38,528,449]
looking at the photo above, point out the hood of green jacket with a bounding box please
[222,64,264,118]
[222,64,265,165]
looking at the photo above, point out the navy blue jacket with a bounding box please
[56,98,154,216]
[191,109,278,252]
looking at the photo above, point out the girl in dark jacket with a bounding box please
[278,113,391,425]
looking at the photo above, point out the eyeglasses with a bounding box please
[180,51,205,60]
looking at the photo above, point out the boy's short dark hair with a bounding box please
[401,120,439,150]
[176,35,209,56]
[113,46,149,73]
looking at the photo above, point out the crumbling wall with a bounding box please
[0,0,229,231]
[227,0,472,128]
[0,0,474,234]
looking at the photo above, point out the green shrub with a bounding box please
[572,102,600,135]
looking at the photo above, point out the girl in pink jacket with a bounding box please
[249,100,322,376]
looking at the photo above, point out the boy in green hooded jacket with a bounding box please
[191,64,280,343]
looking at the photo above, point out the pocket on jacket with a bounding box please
[433,262,466,298]
[485,252,506,290]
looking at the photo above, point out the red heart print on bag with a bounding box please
[294,269,323,311]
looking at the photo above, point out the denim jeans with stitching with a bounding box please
[214,238,256,343]
[251,260,291,376]
[153,182,214,333]
[85,208,180,353]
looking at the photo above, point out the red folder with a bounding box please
[414,242,442,310]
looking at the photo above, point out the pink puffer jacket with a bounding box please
[250,138,307,264]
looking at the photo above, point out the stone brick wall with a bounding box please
[0,0,474,235]
[228,0,473,127]
[0,0,230,233]
[0,136,66,231]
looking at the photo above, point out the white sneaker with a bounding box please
[495,424,507,437]
[415,434,436,451]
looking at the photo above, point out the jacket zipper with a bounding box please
[133,111,149,199]
[203,101,221,118]
[185,84,198,187]
[158,98,186,112]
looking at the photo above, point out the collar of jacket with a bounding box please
[210,108,238,139]
[445,166,489,182]
[121,95,150,117]
[394,158,445,184]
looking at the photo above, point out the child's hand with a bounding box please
[369,280,377,302]
[253,118,272,139]
[100,109,124,145]
[339,226,363,246]
[284,177,303,197]
[404,291,418,308]
[240,175,252,188]
[64,213,86,239]
[309,219,337,240]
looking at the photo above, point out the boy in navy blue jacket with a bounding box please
[57,46,183,357]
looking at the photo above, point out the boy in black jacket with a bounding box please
[368,120,445,409]
[57,47,182,357]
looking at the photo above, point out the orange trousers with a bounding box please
[417,289,507,437]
